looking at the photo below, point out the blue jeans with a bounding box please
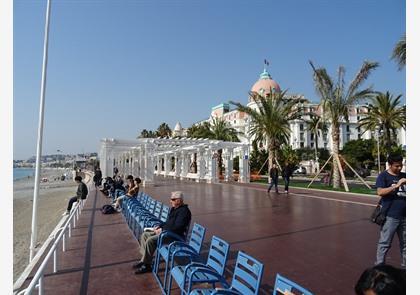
[113,189,125,201]
[375,216,406,268]
[283,176,290,191]
[268,178,279,193]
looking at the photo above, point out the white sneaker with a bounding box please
[62,211,70,216]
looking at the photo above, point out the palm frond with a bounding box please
[391,34,406,70]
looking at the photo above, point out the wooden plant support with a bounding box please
[339,155,372,189]
[307,154,333,188]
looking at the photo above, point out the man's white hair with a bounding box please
[171,191,184,199]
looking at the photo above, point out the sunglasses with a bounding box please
[170,198,180,201]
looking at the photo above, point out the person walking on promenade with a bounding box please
[282,162,293,194]
[375,154,406,268]
[133,191,191,274]
[267,163,279,194]
[63,176,88,215]
[93,166,102,187]
[113,166,119,177]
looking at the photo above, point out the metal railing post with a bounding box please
[53,249,57,273]
[62,233,66,252]
[68,223,71,237]
[38,275,44,295]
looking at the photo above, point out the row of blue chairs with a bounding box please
[121,192,170,239]
[152,223,313,295]
[119,192,313,294]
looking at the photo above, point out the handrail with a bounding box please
[17,193,87,295]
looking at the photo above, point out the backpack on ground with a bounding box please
[101,204,116,214]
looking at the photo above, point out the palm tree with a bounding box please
[358,91,406,155]
[309,60,379,188]
[137,129,155,138]
[187,122,212,139]
[306,114,327,161]
[188,117,240,176]
[156,122,172,138]
[230,89,303,174]
[391,34,406,70]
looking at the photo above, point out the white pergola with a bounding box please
[99,137,250,186]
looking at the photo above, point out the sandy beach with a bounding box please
[13,169,89,281]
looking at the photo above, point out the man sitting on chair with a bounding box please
[133,191,192,274]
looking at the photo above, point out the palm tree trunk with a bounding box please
[218,149,223,177]
[332,124,341,189]
[268,144,275,183]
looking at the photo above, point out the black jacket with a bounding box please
[76,182,88,199]
[282,165,293,178]
[161,204,192,237]
[269,167,279,179]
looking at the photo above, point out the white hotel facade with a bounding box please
[174,68,406,152]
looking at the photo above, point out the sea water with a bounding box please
[13,168,35,181]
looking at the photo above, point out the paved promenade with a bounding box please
[18,177,401,294]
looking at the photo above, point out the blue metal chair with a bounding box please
[142,204,170,230]
[189,251,264,295]
[153,223,205,294]
[131,198,157,232]
[272,273,313,295]
[135,201,164,237]
[170,236,230,295]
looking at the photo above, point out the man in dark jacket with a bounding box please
[282,162,293,194]
[63,176,88,215]
[133,191,192,274]
[93,167,102,187]
[267,163,279,194]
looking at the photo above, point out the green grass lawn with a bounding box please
[252,178,377,195]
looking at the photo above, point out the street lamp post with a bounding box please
[29,0,52,262]
[376,126,381,173]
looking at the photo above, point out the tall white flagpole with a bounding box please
[29,0,52,262]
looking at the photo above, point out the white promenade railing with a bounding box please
[17,197,87,295]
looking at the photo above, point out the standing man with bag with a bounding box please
[375,154,406,268]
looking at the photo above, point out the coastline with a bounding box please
[13,168,79,281]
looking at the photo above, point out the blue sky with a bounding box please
[13,0,406,160]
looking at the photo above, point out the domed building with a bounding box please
[172,122,187,137]
[249,68,281,101]
[191,65,395,162]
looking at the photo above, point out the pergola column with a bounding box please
[163,154,170,177]
[206,149,218,183]
[157,155,162,175]
[143,144,155,186]
[180,151,188,180]
[224,148,234,182]
[174,152,181,178]
[139,148,145,180]
[239,146,250,183]
[196,147,205,182]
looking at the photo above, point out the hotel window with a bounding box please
[346,125,350,132]
[300,124,304,131]
[310,142,314,148]
[346,134,351,141]
[300,133,305,141]
[310,133,314,141]
[300,142,304,148]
